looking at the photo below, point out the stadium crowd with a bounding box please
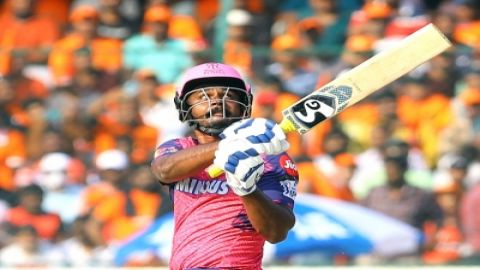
[0,0,480,267]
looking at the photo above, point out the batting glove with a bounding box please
[214,137,265,196]
[220,118,290,155]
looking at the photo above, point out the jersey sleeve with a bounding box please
[153,138,185,159]
[256,153,299,209]
[151,138,187,186]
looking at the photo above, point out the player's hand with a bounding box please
[220,118,290,155]
[214,137,265,196]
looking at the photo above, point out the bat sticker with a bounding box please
[326,85,353,111]
[287,85,353,131]
[292,95,335,125]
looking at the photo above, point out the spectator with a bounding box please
[396,76,454,167]
[315,34,376,88]
[133,69,189,144]
[33,0,72,31]
[37,152,85,225]
[39,127,75,157]
[307,129,356,200]
[297,152,355,201]
[0,225,61,267]
[348,1,394,38]
[423,160,467,265]
[22,99,51,160]
[48,5,123,85]
[432,155,470,197]
[0,80,27,191]
[313,128,350,164]
[266,33,319,97]
[0,187,16,208]
[336,90,399,150]
[460,173,480,255]
[222,8,255,76]
[297,0,352,60]
[0,0,60,75]
[123,5,193,84]
[88,92,158,164]
[165,6,206,50]
[251,87,279,120]
[450,0,480,48]
[69,46,122,93]
[80,149,129,215]
[12,126,76,190]
[96,0,138,40]
[5,52,49,106]
[0,198,9,245]
[352,137,431,199]
[436,144,480,190]
[4,184,63,242]
[362,154,443,230]
[56,214,116,266]
[72,0,142,26]
[422,50,458,98]
[97,164,172,242]
[452,68,480,143]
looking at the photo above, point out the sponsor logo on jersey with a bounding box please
[279,155,298,177]
[154,146,178,158]
[174,178,229,195]
[280,179,297,200]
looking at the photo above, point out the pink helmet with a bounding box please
[174,63,253,134]
[176,62,251,98]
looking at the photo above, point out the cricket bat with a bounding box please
[208,23,451,177]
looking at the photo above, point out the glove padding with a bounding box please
[214,137,265,196]
[220,118,290,156]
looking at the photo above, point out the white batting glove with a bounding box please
[214,137,265,196]
[220,118,290,155]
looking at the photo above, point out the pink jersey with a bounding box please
[155,136,298,270]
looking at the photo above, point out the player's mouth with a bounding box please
[207,107,227,118]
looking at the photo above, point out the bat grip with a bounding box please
[206,118,296,178]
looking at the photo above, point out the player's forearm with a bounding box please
[241,189,295,243]
[151,142,219,183]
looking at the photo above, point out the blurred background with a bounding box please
[1,0,480,268]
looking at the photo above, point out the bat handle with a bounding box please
[278,118,297,133]
[206,118,297,178]
[206,165,225,178]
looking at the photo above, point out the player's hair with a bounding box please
[174,63,253,135]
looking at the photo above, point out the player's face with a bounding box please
[186,86,243,126]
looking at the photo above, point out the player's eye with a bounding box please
[198,93,209,100]
[223,91,236,100]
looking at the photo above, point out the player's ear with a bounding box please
[174,93,184,122]
[244,83,253,117]
[174,93,181,110]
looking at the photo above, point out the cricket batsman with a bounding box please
[151,62,298,269]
